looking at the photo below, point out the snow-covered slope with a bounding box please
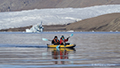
[0,5,120,30]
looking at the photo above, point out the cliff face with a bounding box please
[0,0,120,12]
[66,13,120,31]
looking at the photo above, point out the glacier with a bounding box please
[0,5,120,30]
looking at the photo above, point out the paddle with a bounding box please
[42,38,60,49]
[42,34,73,48]
[42,34,73,41]
[42,38,52,41]
[67,34,73,39]
[56,45,60,50]
[57,34,74,48]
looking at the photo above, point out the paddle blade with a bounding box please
[42,38,48,41]
[56,45,60,50]
[70,34,73,37]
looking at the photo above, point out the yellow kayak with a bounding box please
[47,44,76,48]
[48,48,76,52]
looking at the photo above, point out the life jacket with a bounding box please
[53,39,59,43]
[60,38,68,44]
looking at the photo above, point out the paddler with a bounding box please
[52,36,60,45]
[60,35,69,45]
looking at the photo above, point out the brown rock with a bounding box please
[66,13,120,31]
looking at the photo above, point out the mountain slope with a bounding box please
[66,13,120,31]
[0,0,120,12]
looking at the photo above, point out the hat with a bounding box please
[61,35,64,39]
[54,36,58,38]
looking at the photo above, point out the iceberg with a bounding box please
[26,22,44,32]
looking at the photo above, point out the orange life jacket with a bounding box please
[54,39,59,43]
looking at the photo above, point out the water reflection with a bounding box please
[48,48,76,64]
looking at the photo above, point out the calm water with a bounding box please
[0,32,120,68]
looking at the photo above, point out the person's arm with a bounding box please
[64,39,68,42]
[67,37,69,40]
[60,39,63,44]
[52,40,54,44]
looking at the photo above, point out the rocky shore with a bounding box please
[0,25,67,32]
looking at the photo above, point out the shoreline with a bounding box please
[0,25,120,32]
[0,25,67,32]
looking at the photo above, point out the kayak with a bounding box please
[48,48,76,52]
[47,44,76,48]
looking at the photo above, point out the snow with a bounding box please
[0,5,120,30]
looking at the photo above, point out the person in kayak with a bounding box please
[52,36,60,45]
[60,35,69,45]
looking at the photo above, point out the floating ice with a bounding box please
[26,22,44,32]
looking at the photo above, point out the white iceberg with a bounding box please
[26,22,44,32]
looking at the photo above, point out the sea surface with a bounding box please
[0,32,120,68]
